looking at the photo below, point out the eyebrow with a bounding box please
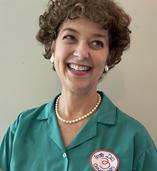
[60,28,81,36]
[61,28,108,39]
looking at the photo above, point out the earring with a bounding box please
[50,54,54,64]
[105,65,109,72]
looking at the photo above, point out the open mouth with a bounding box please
[67,63,92,72]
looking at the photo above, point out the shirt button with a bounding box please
[62,153,67,158]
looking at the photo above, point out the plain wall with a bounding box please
[0,0,157,144]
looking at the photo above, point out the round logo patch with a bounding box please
[90,150,119,171]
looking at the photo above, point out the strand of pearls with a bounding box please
[55,93,101,124]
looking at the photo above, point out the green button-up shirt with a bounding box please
[0,92,157,171]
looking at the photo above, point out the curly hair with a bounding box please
[36,0,131,70]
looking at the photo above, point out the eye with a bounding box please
[63,34,76,42]
[90,40,104,49]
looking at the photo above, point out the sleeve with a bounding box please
[135,143,157,171]
[0,116,20,171]
[134,130,157,171]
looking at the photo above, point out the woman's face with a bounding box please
[52,17,109,94]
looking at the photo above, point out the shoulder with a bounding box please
[0,99,55,153]
[117,110,157,169]
[0,98,56,171]
[100,91,156,150]
[18,103,48,122]
[117,108,146,132]
[100,91,153,141]
[117,108,152,143]
[9,98,55,135]
[116,107,157,164]
[103,94,157,168]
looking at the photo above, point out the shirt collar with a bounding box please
[36,96,58,121]
[36,92,117,125]
[96,91,117,125]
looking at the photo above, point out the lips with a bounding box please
[67,63,92,72]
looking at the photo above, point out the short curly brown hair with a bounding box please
[36,0,131,70]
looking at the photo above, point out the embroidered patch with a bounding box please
[90,150,119,171]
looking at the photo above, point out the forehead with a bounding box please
[59,17,108,37]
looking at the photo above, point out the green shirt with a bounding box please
[0,92,157,171]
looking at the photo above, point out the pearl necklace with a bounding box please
[55,93,101,124]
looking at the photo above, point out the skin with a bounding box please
[52,17,109,145]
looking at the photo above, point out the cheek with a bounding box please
[54,57,65,75]
[97,57,107,69]
[96,57,108,76]
[54,51,68,77]
[54,44,69,63]
[99,63,106,74]
[54,47,65,64]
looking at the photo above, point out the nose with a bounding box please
[73,41,90,59]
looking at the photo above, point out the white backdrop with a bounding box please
[0,0,157,144]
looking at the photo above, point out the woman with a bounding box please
[0,0,157,170]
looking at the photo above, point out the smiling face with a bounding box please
[52,17,109,94]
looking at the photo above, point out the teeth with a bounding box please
[69,64,90,71]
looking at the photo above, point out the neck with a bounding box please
[58,89,99,120]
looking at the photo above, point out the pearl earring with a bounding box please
[105,65,109,72]
[50,54,54,64]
